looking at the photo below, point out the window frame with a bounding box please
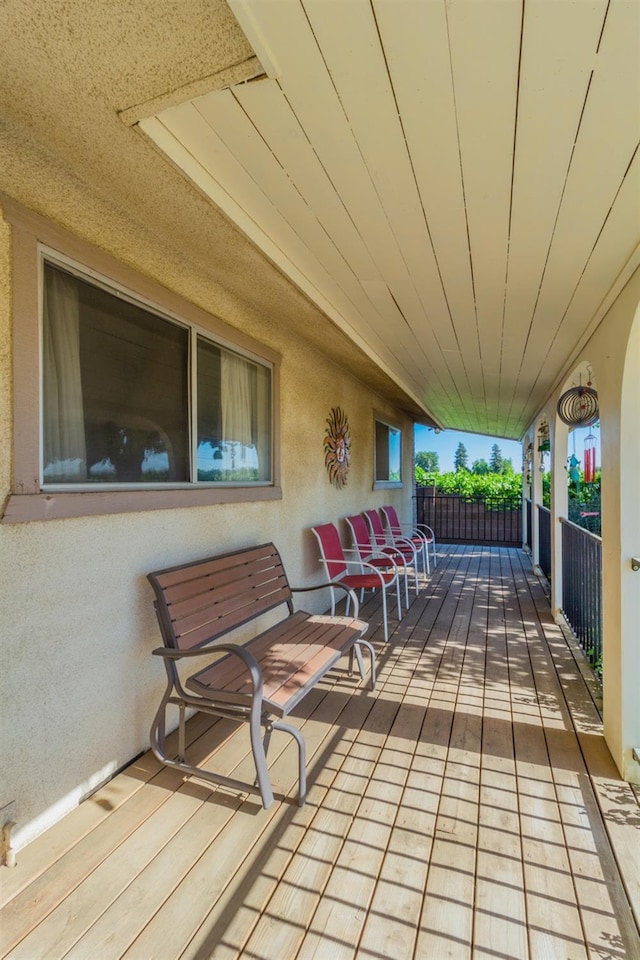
[373,414,403,489]
[3,198,282,523]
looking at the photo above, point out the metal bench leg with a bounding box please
[150,685,173,764]
[355,638,376,689]
[273,720,307,806]
[250,710,274,809]
[178,701,186,762]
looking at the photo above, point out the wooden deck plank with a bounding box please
[1,545,638,960]
[195,689,380,960]
[62,688,332,960]
[512,551,640,960]
[0,711,218,910]
[505,549,588,959]
[112,684,353,960]
[473,551,529,960]
[415,547,487,959]
[187,553,461,960]
[232,695,401,960]
[354,547,476,959]
[227,560,461,959]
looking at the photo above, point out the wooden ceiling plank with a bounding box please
[373,1,481,374]
[296,7,441,327]
[551,159,640,366]
[153,102,406,378]
[509,165,640,436]
[302,0,462,351]
[506,153,640,434]
[447,0,523,396]
[516,0,640,389]
[302,0,483,421]
[193,89,409,347]
[237,2,424,299]
[232,78,381,283]
[497,0,609,428]
[229,0,465,424]
[360,280,463,404]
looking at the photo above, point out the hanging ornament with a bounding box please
[557,382,599,426]
[567,453,581,492]
[584,433,597,483]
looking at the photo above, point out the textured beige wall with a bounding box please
[528,268,640,784]
[0,205,414,851]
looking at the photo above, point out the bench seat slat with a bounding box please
[189,612,354,696]
[186,614,364,716]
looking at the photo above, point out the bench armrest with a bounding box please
[152,641,263,692]
[291,581,361,618]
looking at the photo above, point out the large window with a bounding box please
[42,259,272,488]
[374,417,402,486]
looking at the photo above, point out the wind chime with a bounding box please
[556,370,599,427]
[583,432,597,483]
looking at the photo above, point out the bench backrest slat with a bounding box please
[148,543,293,650]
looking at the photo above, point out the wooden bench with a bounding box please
[147,542,376,809]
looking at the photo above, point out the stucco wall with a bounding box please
[0,206,415,851]
[526,268,640,783]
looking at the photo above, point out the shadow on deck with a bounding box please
[1,545,638,960]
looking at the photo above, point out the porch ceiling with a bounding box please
[1,1,638,439]
[140,0,640,438]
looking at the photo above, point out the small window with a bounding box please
[374,418,402,487]
[42,260,272,488]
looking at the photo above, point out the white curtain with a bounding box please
[221,351,271,480]
[221,351,253,449]
[43,267,87,480]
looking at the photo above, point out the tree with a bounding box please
[472,458,489,475]
[415,450,439,473]
[489,443,504,474]
[454,442,469,472]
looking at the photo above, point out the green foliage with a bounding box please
[415,450,440,473]
[472,458,489,475]
[454,442,469,472]
[416,469,522,501]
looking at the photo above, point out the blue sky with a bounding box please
[414,424,600,472]
[414,426,522,472]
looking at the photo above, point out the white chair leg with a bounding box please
[381,587,388,642]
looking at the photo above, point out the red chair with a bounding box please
[344,513,410,611]
[381,504,437,574]
[311,522,401,642]
[363,508,420,597]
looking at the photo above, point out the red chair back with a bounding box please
[311,523,347,579]
[382,505,402,537]
[364,509,386,547]
[345,514,372,554]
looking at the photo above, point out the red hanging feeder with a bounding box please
[584,433,597,483]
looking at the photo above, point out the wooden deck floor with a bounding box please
[1,545,639,960]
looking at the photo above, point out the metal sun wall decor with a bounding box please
[324,406,351,489]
